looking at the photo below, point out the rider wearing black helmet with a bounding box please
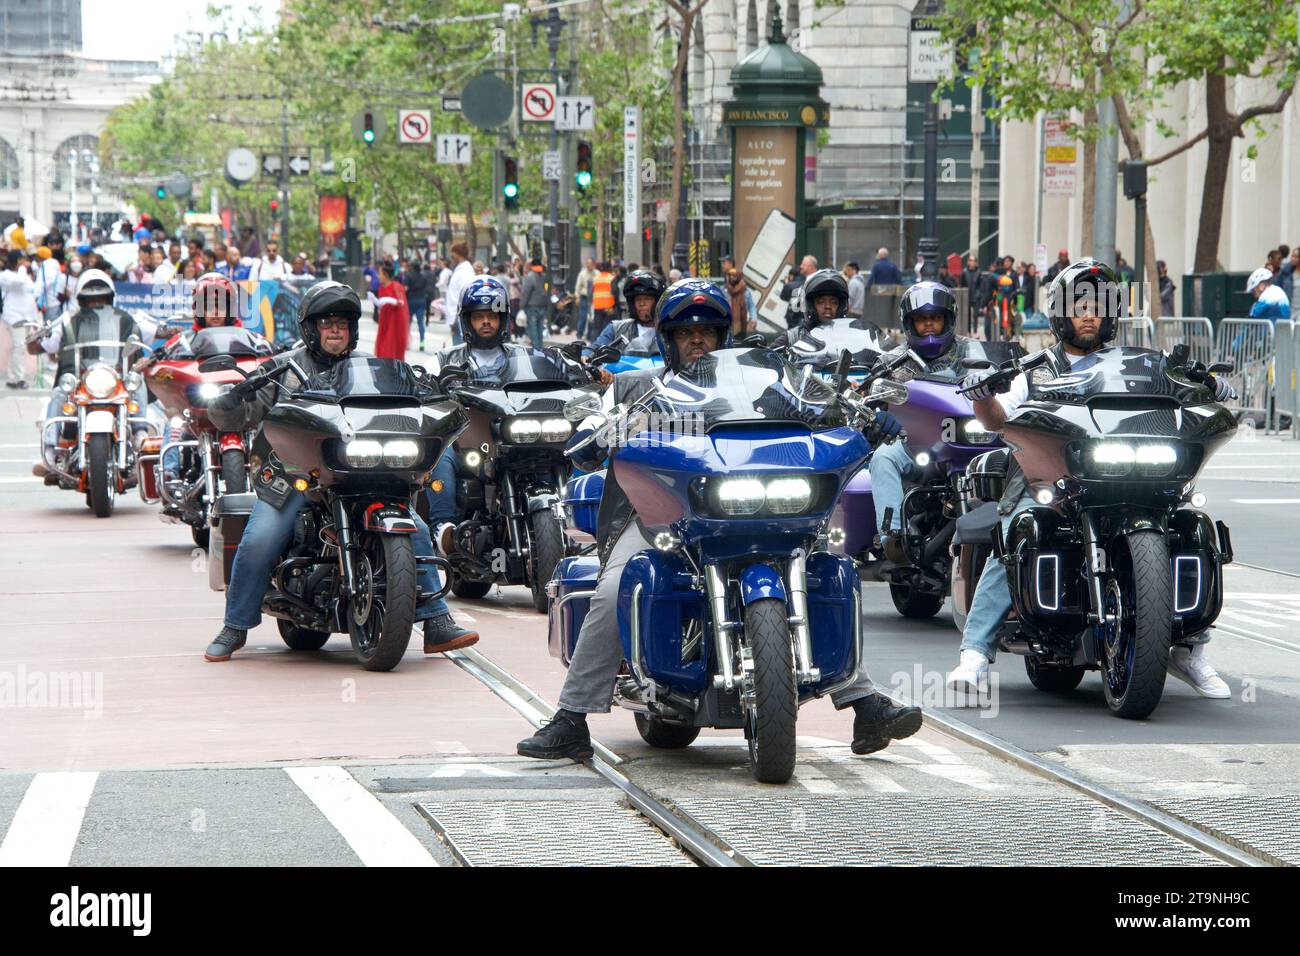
[583,269,665,358]
[771,268,861,349]
[203,281,477,663]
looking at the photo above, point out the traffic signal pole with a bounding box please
[280,99,290,244]
[545,7,564,289]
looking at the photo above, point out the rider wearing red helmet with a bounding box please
[192,272,242,330]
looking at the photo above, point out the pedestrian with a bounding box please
[722,256,752,336]
[32,246,66,327]
[444,242,476,347]
[1157,260,1176,316]
[239,227,260,260]
[372,261,411,359]
[127,244,154,284]
[217,245,250,281]
[1115,252,1134,284]
[864,247,903,290]
[473,259,486,276]
[186,236,204,263]
[959,254,982,334]
[1265,248,1283,283]
[1044,248,1070,284]
[251,240,289,281]
[843,260,865,318]
[1,249,37,388]
[588,260,616,338]
[1245,268,1290,322]
[574,256,595,340]
[1280,246,1298,303]
[938,261,959,290]
[521,256,551,348]
[3,215,27,253]
[404,260,430,350]
[780,254,818,328]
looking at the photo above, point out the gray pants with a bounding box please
[558,522,877,714]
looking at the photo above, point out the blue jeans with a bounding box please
[224,492,448,630]
[423,449,458,527]
[576,298,590,339]
[525,306,546,348]
[868,440,921,534]
[410,300,428,343]
[959,494,1034,662]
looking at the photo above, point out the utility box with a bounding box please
[1182,273,1255,326]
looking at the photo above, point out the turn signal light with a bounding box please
[430,479,444,493]
[293,478,309,492]
[128,401,140,414]
[61,402,74,415]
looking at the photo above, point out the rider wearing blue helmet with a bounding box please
[517,279,921,761]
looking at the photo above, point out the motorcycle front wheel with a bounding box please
[278,618,331,651]
[348,532,417,672]
[741,598,798,784]
[528,508,565,613]
[87,433,116,518]
[1100,531,1172,719]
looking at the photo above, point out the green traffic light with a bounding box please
[363,129,375,144]
[575,171,591,188]
[155,186,166,199]
[503,183,518,198]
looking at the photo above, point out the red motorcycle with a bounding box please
[135,325,275,547]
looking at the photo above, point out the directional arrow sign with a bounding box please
[555,96,595,131]
[436,133,472,165]
[261,154,282,177]
[288,154,311,176]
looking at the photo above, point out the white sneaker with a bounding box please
[1167,645,1230,699]
[946,649,990,695]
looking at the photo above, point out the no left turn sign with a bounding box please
[398,109,432,144]
[521,83,556,122]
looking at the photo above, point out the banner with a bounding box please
[115,279,325,349]
[319,195,347,251]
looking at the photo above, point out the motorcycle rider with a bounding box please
[581,269,665,358]
[946,260,1234,699]
[202,281,478,662]
[770,268,880,351]
[30,269,157,480]
[516,278,923,760]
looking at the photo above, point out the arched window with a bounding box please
[52,135,100,192]
[744,0,758,52]
[785,0,801,45]
[0,138,18,191]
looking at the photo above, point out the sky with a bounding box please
[80,0,280,63]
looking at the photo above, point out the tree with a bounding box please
[662,0,711,275]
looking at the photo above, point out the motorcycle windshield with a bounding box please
[303,356,427,399]
[182,327,274,359]
[73,310,129,373]
[642,348,849,430]
[467,351,569,386]
[1032,346,1212,404]
[787,318,885,369]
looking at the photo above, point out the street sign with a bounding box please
[554,95,595,131]
[288,154,310,176]
[261,154,282,177]
[398,109,433,144]
[1044,117,1077,197]
[1034,243,1048,274]
[907,17,953,83]
[436,133,472,165]
[461,72,514,130]
[521,83,557,122]
[365,209,381,238]
[623,106,640,243]
[512,212,543,226]
[225,148,257,184]
[542,149,562,181]
[441,96,461,113]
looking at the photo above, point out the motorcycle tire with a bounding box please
[528,508,565,613]
[450,576,493,599]
[348,532,417,672]
[1101,531,1172,720]
[889,581,944,619]
[221,448,247,494]
[87,433,116,518]
[634,713,701,749]
[277,618,330,651]
[742,598,798,784]
[191,524,210,550]
[1024,656,1086,692]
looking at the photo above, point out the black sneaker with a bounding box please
[204,626,248,662]
[517,711,593,760]
[851,693,922,755]
[423,613,479,653]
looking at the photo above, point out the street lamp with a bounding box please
[68,150,79,244]
[82,148,99,241]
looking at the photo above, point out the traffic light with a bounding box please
[643,226,652,242]
[575,140,592,193]
[362,111,376,145]
[269,197,280,213]
[155,183,166,200]
[502,155,519,210]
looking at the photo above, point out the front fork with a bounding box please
[1080,511,1113,627]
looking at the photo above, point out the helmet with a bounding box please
[898,281,957,360]
[621,270,666,324]
[801,269,849,328]
[192,273,240,329]
[457,276,511,349]
[1246,267,1274,294]
[75,268,116,305]
[655,279,733,371]
[1045,259,1123,347]
[297,280,361,363]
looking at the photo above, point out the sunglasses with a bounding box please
[316,317,351,330]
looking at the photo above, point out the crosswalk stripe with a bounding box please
[285,766,438,867]
[0,771,98,867]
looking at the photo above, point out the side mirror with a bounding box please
[564,393,604,422]
[964,359,992,371]
[590,345,622,367]
[833,348,852,393]
[198,354,239,374]
[557,340,585,361]
[868,379,910,406]
[1209,361,1234,375]
[437,365,470,388]
[740,333,767,348]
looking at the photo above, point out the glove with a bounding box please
[1214,377,1237,402]
[866,409,903,446]
[962,368,1008,402]
[228,375,263,400]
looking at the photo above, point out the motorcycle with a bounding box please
[134,325,275,547]
[779,317,887,386]
[439,347,611,612]
[37,329,154,517]
[546,348,905,783]
[199,353,467,671]
[949,345,1236,718]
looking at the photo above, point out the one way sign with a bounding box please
[554,96,595,131]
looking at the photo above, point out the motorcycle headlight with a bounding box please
[343,439,384,468]
[764,477,813,515]
[714,477,766,516]
[58,373,77,393]
[126,371,143,393]
[83,366,120,399]
[463,449,483,470]
[1089,442,1135,477]
[382,439,421,468]
[960,417,997,445]
[541,418,572,443]
[1134,443,1178,477]
[506,418,542,443]
[196,382,223,402]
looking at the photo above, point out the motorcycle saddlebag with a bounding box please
[136,436,163,503]
[1168,509,1226,639]
[547,555,599,664]
[208,492,258,591]
[562,470,605,539]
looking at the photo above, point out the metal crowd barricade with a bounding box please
[1117,317,1155,349]
[1214,318,1274,426]
[1270,320,1298,436]
[1155,317,1216,366]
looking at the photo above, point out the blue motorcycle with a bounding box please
[547,347,901,783]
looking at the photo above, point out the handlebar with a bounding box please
[955,350,1050,397]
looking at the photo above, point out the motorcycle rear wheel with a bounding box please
[528,508,565,613]
[634,714,701,749]
[450,575,493,599]
[889,580,944,618]
[191,524,210,549]
[348,532,417,672]
[1024,656,1086,692]
[278,618,331,651]
[741,598,798,784]
[1101,531,1172,719]
[87,433,116,518]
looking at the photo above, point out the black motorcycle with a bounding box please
[439,346,613,611]
[951,345,1237,718]
[201,354,467,671]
